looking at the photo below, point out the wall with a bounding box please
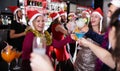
[70,3,77,12]
[0,0,17,13]
[103,0,111,17]
[103,0,111,29]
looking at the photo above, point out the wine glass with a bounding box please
[32,36,46,55]
[1,46,16,71]
[13,51,22,70]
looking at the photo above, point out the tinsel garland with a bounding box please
[26,29,52,46]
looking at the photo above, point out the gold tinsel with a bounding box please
[26,29,52,46]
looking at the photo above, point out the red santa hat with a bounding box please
[49,12,60,20]
[92,7,103,32]
[82,9,92,18]
[82,9,91,15]
[58,10,67,17]
[8,6,21,15]
[27,10,43,30]
[110,0,120,8]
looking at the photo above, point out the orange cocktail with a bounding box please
[1,47,16,63]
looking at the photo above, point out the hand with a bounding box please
[70,34,78,41]
[4,44,13,50]
[25,26,31,31]
[4,41,13,50]
[24,26,31,34]
[30,53,54,71]
[80,25,89,33]
[77,38,90,47]
[66,22,76,33]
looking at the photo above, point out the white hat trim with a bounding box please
[60,12,67,17]
[68,13,75,16]
[82,11,89,15]
[92,12,103,32]
[53,14,60,20]
[68,13,77,18]
[111,0,120,8]
[14,8,21,15]
[82,11,90,18]
[28,13,42,30]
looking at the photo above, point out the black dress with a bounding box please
[9,20,26,51]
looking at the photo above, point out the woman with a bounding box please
[65,12,77,62]
[50,12,74,71]
[8,6,28,51]
[74,7,104,71]
[78,8,120,71]
[22,10,51,71]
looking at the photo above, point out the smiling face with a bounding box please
[32,16,45,32]
[90,13,101,26]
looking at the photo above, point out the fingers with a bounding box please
[77,38,90,47]
[30,53,51,65]
[71,34,78,41]
[30,53,54,71]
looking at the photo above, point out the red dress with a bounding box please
[51,24,70,61]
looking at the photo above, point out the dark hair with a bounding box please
[109,8,120,62]
[108,3,112,7]
[51,18,61,25]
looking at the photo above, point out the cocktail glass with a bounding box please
[1,47,16,71]
[13,51,22,70]
[75,32,85,39]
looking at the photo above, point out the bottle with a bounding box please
[4,16,8,25]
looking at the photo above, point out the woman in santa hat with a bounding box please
[49,12,74,71]
[77,8,120,71]
[58,10,67,27]
[22,10,52,71]
[66,12,77,33]
[8,6,29,52]
[74,7,104,71]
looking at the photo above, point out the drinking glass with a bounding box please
[13,51,22,70]
[32,36,46,55]
[1,47,16,71]
[75,32,85,39]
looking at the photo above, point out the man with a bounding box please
[107,0,120,18]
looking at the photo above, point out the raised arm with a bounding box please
[52,35,75,48]
[78,38,115,69]
[55,24,68,35]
